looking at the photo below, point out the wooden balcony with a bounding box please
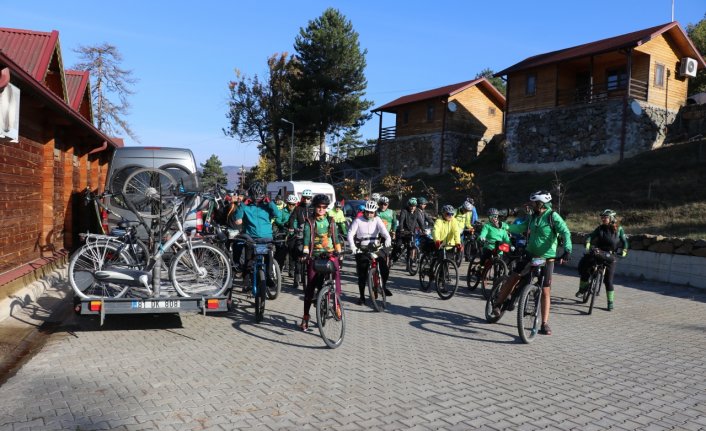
[557,78,648,106]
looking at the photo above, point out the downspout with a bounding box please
[620,48,633,162]
[439,97,448,175]
[376,111,383,174]
[88,141,108,155]
[0,68,9,91]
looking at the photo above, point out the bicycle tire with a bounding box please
[465,252,482,291]
[170,243,232,297]
[255,268,266,323]
[454,249,463,268]
[581,273,593,304]
[481,257,509,300]
[485,275,509,323]
[588,271,602,315]
[367,265,385,312]
[68,242,133,299]
[299,259,307,290]
[407,247,420,276]
[121,167,178,220]
[316,282,345,349]
[517,283,542,344]
[267,259,282,300]
[418,254,432,292]
[435,259,459,300]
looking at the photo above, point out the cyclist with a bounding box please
[395,197,424,258]
[478,208,511,267]
[371,193,381,203]
[490,190,571,336]
[465,197,479,224]
[274,194,300,271]
[377,196,398,238]
[327,200,348,236]
[575,209,628,311]
[287,189,314,289]
[432,204,463,258]
[417,197,435,230]
[274,194,285,211]
[233,181,282,285]
[455,200,476,251]
[348,200,393,305]
[299,194,342,330]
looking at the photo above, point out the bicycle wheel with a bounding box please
[407,247,420,276]
[517,283,542,344]
[465,253,482,291]
[267,259,282,300]
[316,282,345,349]
[68,242,132,299]
[481,258,509,300]
[435,259,459,300]
[485,275,508,323]
[418,254,432,292]
[588,271,602,315]
[464,239,475,262]
[454,249,463,268]
[170,243,232,297]
[121,167,177,220]
[367,265,385,312]
[255,268,266,323]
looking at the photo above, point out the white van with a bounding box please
[266,181,336,209]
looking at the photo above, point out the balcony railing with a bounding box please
[556,78,648,106]
[380,126,396,141]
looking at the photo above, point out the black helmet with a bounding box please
[248,181,265,201]
[312,194,331,207]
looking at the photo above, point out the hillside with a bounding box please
[405,138,706,238]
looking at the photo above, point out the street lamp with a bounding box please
[281,118,294,181]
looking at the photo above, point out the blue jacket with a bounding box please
[234,200,281,239]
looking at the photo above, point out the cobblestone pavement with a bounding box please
[0,261,705,431]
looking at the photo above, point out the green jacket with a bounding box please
[478,222,511,251]
[377,208,398,233]
[507,204,571,259]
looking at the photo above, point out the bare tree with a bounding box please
[73,43,139,141]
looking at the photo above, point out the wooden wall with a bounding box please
[636,33,689,110]
[506,65,558,113]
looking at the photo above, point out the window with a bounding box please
[488,107,496,116]
[403,110,409,125]
[426,103,435,122]
[525,73,536,96]
[654,63,665,87]
[606,67,627,91]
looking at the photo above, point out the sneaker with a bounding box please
[384,288,393,297]
[607,301,614,311]
[575,290,584,298]
[491,307,501,318]
[539,323,552,335]
[299,314,309,331]
[357,298,365,306]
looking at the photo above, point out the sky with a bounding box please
[4,1,705,168]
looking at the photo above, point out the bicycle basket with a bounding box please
[254,244,270,255]
[313,258,335,274]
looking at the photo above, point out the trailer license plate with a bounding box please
[131,299,181,309]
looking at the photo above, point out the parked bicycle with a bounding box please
[418,244,459,300]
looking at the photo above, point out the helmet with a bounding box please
[371,193,381,201]
[466,197,475,205]
[311,194,330,207]
[301,189,313,198]
[334,200,343,208]
[407,197,418,206]
[247,181,265,200]
[418,197,428,205]
[462,201,473,211]
[286,194,299,204]
[364,200,379,212]
[488,208,500,217]
[600,209,617,222]
[378,196,389,205]
[442,204,455,215]
[529,190,552,203]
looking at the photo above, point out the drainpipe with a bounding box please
[0,68,9,91]
[377,111,383,173]
[620,49,633,161]
[88,141,108,155]
[439,97,448,174]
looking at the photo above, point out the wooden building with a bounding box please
[372,78,505,176]
[494,22,706,172]
[0,27,121,288]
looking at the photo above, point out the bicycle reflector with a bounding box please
[89,301,102,312]
[206,299,219,309]
[498,243,511,253]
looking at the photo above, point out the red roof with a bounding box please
[0,27,59,82]
[495,22,706,76]
[372,78,505,113]
[65,69,90,110]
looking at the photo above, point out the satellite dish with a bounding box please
[447,101,457,112]
[630,100,642,116]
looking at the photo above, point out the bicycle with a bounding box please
[310,252,346,349]
[463,224,482,262]
[227,234,275,323]
[418,245,459,300]
[466,242,510,299]
[581,248,615,315]
[356,243,387,312]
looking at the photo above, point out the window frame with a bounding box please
[426,103,435,123]
[654,63,665,88]
[525,73,537,96]
[606,67,628,91]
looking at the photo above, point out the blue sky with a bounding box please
[4,1,705,167]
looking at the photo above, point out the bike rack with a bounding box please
[77,296,229,326]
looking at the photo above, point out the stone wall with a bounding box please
[668,103,706,140]
[380,132,481,176]
[572,232,706,257]
[505,99,678,172]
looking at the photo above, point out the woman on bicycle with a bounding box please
[477,208,511,268]
[300,194,342,330]
[348,200,393,305]
[575,209,628,311]
[288,189,314,289]
[433,205,462,255]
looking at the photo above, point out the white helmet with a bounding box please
[286,194,299,204]
[378,196,389,205]
[301,189,313,198]
[462,201,473,211]
[371,193,381,202]
[529,190,552,203]
[364,200,379,212]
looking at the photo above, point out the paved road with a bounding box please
[0,260,704,430]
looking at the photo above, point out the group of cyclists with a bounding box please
[226,181,629,337]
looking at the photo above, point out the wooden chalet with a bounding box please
[0,27,121,288]
[494,22,706,172]
[372,78,505,176]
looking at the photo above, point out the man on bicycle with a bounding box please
[455,200,476,253]
[433,204,463,257]
[394,197,424,261]
[478,208,511,267]
[348,200,393,305]
[300,194,342,330]
[377,196,397,238]
[490,190,571,335]
[417,197,435,230]
[327,200,348,236]
[287,189,314,289]
[273,194,299,272]
[233,181,282,287]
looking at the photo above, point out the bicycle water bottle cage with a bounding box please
[531,258,545,267]
[254,244,270,255]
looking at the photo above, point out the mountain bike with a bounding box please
[467,242,510,299]
[516,258,550,343]
[418,245,459,300]
[581,248,615,315]
[356,244,387,312]
[227,234,275,323]
[311,252,345,349]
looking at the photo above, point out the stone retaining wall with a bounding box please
[572,232,706,257]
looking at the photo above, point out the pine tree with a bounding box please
[200,155,228,189]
